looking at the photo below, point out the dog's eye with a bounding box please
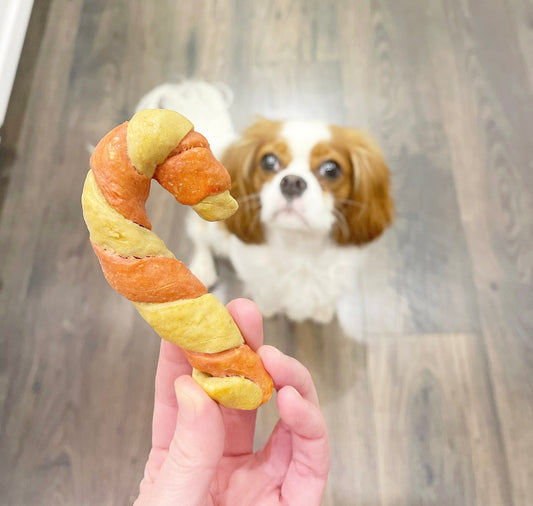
[318,160,342,179]
[260,153,281,172]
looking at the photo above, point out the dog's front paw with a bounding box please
[284,304,335,324]
[189,250,218,288]
[312,305,336,324]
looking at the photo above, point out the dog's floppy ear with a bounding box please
[332,127,394,245]
[221,118,281,244]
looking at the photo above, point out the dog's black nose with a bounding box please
[280,175,307,199]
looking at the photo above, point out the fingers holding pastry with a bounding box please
[256,347,329,505]
[277,385,330,506]
[182,299,273,410]
[226,298,264,351]
[186,344,273,407]
[258,345,320,407]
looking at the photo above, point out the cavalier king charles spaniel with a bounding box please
[136,82,394,324]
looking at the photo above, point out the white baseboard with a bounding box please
[0,0,34,130]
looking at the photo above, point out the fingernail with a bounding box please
[175,380,197,422]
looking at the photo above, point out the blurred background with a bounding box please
[0,1,531,505]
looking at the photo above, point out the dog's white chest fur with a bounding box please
[233,233,360,322]
[188,217,360,323]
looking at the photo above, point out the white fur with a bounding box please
[260,120,335,234]
[135,81,237,158]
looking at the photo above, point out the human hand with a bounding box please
[134,298,330,506]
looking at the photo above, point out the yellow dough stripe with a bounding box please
[192,371,263,411]
[82,170,174,259]
[134,294,243,354]
[126,108,193,177]
[192,190,239,221]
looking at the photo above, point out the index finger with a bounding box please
[219,298,264,456]
[226,298,264,351]
[152,340,192,448]
[140,340,192,487]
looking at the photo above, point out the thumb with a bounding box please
[151,376,225,505]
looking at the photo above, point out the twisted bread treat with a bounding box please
[82,109,273,410]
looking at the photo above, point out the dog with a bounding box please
[136,82,394,324]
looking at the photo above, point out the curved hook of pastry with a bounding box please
[81,109,273,410]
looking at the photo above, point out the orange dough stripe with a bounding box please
[91,242,207,303]
[91,122,152,229]
[154,131,232,206]
[185,345,274,405]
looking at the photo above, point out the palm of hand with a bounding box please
[210,401,327,506]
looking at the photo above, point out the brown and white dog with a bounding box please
[136,82,394,324]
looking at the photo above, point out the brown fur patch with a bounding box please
[222,118,285,243]
[328,125,395,245]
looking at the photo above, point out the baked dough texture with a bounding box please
[81,109,273,410]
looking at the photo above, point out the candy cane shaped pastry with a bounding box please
[82,109,273,410]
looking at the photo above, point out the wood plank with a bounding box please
[426,1,533,504]
[368,333,512,506]
[506,0,533,86]
[0,0,52,214]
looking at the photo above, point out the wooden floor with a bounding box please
[1,1,532,505]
